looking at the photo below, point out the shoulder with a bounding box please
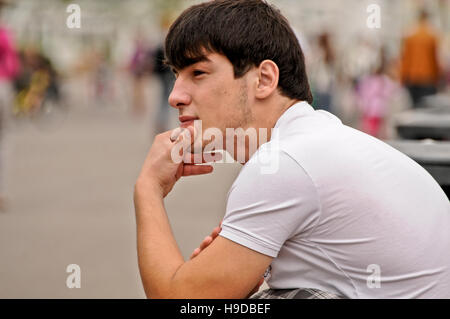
[223,147,322,248]
[229,147,318,205]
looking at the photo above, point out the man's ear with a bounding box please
[255,60,279,99]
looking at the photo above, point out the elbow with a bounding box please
[142,270,187,299]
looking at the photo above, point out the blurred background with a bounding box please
[0,0,449,298]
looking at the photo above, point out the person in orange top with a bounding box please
[400,10,441,108]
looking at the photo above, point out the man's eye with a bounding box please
[193,70,206,77]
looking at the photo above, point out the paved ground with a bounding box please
[0,78,245,298]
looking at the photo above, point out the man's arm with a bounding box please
[134,128,272,298]
[134,184,184,298]
[134,186,272,298]
[189,223,266,298]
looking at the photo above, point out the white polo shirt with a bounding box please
[219,101,450,298]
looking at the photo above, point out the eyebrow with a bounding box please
[171,55,212,73]
[187,56,212,69]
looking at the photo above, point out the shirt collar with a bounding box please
[274,101,314,129]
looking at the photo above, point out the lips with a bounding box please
[179,116,199,128]
[180,121,195,128]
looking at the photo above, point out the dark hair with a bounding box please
[165,0,313,103]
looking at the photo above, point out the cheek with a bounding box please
[204,90,231,122]
[197,77,240,130]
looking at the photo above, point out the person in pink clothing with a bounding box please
[0,19,19,80]
[356,53,397,138]
[0,1,20,211]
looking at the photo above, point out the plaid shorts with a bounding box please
[250,288,347,299]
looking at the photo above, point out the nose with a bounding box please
[168,77,192,109]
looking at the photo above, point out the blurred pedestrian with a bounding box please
[338,36,381,126]
[13,48,59,116]
[92,46,111,105]
[152,15,175,134]
[310,32,336,114]
[400,10,441,108]
[0,0,20,210]
[129,34,153,117]
[356,50,397,138]
[152,44,174,134]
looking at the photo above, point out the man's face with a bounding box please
[169,52,254,151]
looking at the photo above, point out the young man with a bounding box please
[134,0,450,298]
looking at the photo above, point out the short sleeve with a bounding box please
[219,148,321,258]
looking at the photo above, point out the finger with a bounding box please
[174,127,199,157]
[169,132,194,165]
[199,236,213,250]
[190,247,201,260]
[183,152,222,164]
[186,125,204,154]
[170,127,184,142]
[178,125,196,146]
[182,164,213,176]
[170,127,194,148]
[210,226,221,239]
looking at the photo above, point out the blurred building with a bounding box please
[2,0,448,72]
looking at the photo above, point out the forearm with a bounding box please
[134,184,184,298]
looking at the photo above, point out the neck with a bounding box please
[236,97,300,164]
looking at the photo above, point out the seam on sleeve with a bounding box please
[219,223,279,258]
